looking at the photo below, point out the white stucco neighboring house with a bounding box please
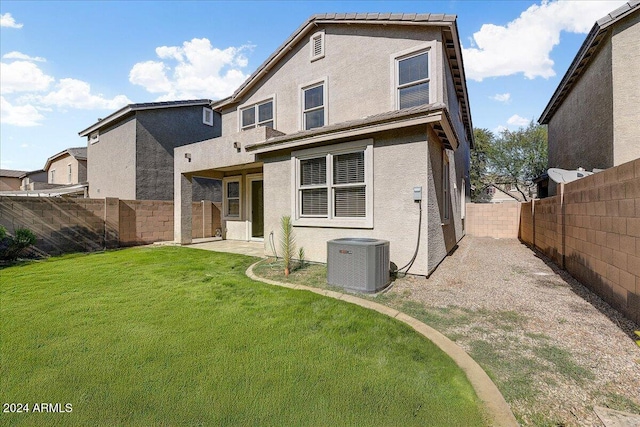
[174,13,474,276]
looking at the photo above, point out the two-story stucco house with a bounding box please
[174,13,474,276]
[539,1,639,195]
[79,100,222,202]
[44,147,88,186]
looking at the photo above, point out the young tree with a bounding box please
[470,128,493,202]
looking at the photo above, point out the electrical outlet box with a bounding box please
[413,186,422,201]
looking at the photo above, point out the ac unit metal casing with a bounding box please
[327,238,390,293]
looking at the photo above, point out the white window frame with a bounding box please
[442,150,451,224]
[291,139,373,229]
[50,169,56,184]
[390,42,436,110]
[310,30,325,61]
[202,107,214,126]
[299,78,328,131]
[67,163,72,184]
[237,96,276,131]
[222,176,243,220]
[89,131,100,144]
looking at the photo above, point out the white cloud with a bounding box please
[491,93,511,103]
[0,13,23,29]
[130,38,253,100]
[507,114,531,127]
[3,51,46,62]
[20,143,29,148]
[462,0,627,81]
[0,96,44,126]
[493,125,508,135]
[0,60,54,94]
[38,78,132,110]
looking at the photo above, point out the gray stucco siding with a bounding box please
[135,106,219,200]
[612,12,640,166]
[547,36,614,174]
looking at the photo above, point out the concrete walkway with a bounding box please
[245,262,519,427]
[186,238,266,258]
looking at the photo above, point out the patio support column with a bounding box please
[175,172,192,244]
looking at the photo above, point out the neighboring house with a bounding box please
[539,1,639,195]
[0,169,28,191]
[78,100,222,202]
[20,169,48,190]
[45,147,88,186]
[481,183,528,203]
[174,13,474,277]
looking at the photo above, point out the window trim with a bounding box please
[202,107,214,126]
[222,176,243,220]
[299,78,328,131]
[310,30,325,61]
[50,169,56,184]
[390,42,437,110]
[237,95,276,131]
[67,163,72,184]
[291,139,373,229]
[442,149,451,224]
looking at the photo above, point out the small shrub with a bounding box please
[0,226,37,261]
[298,247,306,269]
[280,216,295,277]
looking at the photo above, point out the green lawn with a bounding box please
[1,247,487,426]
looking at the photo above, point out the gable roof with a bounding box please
[78,99,212,137]
[0,169,28,178]
[539,1,639,124]
[213,13,474,146]
[18,169,46,179]
[44,147,88,171]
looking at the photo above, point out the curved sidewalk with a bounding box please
[246,262,518,427]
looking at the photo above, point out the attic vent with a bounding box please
[203,107,214,126]
[310,31,325,61]
[89,131,99,144]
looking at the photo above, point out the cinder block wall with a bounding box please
[466,203,521,238]
[519,201,534,245]
[533,195,564,266]
[0,196,106,254]
[563,160,639,323]
[0,197,221,255]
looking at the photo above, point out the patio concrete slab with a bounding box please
[187,238,266,258]
[595,407,640,427]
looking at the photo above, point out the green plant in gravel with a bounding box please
[298,246,306,269]
[1,247,487,426]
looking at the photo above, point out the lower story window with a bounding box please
[223,177,241,218]
[293,140,373,227]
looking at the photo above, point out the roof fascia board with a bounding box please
[78,100,211,136]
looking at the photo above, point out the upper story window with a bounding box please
[67,164,72,184]
[50,170,56,184]
[203,107,214,126]
[310,31,325,61]
[395,49,431,109]
[302,82,325,130]
[293,139,373,228]
[240,99,274,130]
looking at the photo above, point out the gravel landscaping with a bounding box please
[375,236,640,427]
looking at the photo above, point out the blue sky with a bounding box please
[0,0,626,171]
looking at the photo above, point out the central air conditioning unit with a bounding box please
[327,238,390,293]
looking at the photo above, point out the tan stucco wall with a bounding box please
[87,116,136,199]
[612,12,640,166]
[220,24,444,136]
[0,177,21,191]
[261,127,450,276]
[47,154,85,185]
